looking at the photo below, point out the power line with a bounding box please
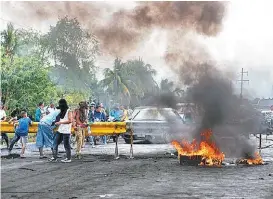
[237,68,249,101]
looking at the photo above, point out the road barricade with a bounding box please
[0,122,126,136]
[0,121,127,158]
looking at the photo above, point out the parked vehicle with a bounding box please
[124,106,185,144]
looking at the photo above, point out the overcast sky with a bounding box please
[1,1,273,98]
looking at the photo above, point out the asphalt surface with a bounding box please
[1,136,273,199]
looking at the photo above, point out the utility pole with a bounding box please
[237,68,249,102]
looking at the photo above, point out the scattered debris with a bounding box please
[1,154,20,159]
[19,167,35,171]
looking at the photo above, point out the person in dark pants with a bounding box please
[49,99,72,163]
[1,133,9,148]
[52,131,71,161]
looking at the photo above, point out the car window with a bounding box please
[129,108,141,120]
[133,109,179,121]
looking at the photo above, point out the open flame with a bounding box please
[237,152,264,165]
[171,129,225,166]
[172,129,264,166]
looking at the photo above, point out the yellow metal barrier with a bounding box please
[0,122,126,136]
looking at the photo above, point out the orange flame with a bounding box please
[171,129,225,166]
[238,152,263,165]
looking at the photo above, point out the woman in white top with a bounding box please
[49,99,72,163]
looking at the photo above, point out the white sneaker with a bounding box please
[61,158,71,163]
[48,157,57,162]
[20,154,26,158]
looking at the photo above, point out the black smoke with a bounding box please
[153,68,263,159]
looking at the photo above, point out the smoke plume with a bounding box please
[2,1,226,57]
[159,67,263,158]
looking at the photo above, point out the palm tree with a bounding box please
[1,23,18,61]
[173,87,185,98]
[124,58,159,97]
[101,58,131,104]
[160,79,184,98]
[160,79,174,93]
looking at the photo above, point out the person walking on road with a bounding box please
[49,99,72,163]
[75,101,88,159]
[8,111,32,158]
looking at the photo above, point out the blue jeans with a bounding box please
[89,136,95,146]
[101,136,107,144]
[88,126,95,146]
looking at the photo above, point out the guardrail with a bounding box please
[0,122,126,136]
[1,121,128,159]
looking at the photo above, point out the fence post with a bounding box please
[259,133,262,153]
[114,134,119,160]
[129,128,134,159]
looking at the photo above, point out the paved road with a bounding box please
[1,136,273,199]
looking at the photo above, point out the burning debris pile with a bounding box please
[172,130,264,166]
[167,71,265,167]
[237,152,263,165]
[172,129,225,166]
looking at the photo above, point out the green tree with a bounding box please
[123,58,159,106]
[160,79,174,93]
[101,58,131,104]
[159,78,184,97]
[16,29,50,65]
[44,17,99,92]
[1,52,59,114]
[1,23,18,63]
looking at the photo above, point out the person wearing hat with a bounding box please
[74,101,88,159]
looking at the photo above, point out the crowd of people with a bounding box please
[0,99,131,162]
